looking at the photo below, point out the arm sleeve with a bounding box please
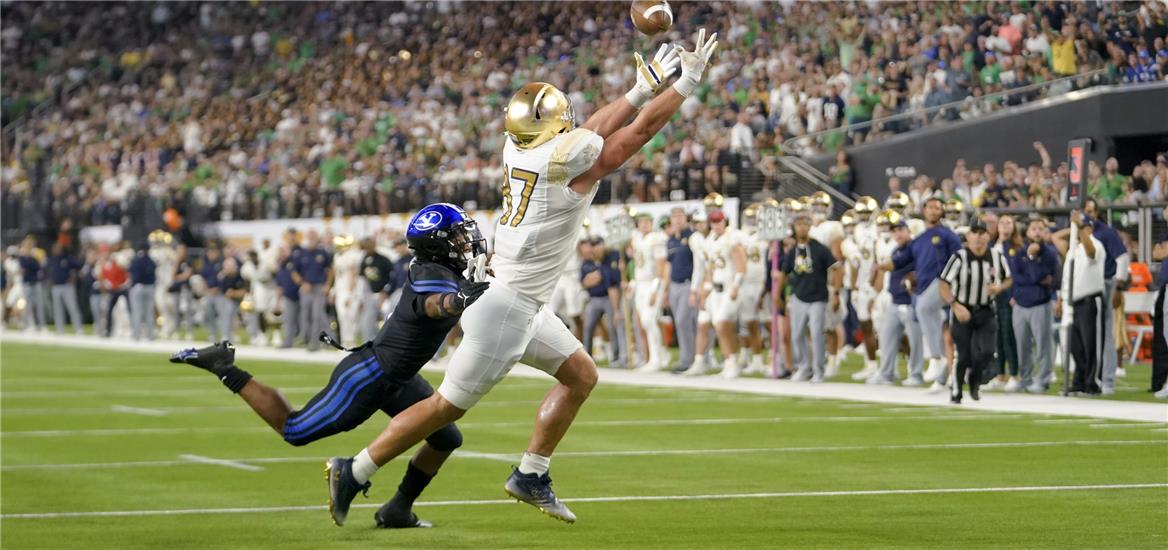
[1115,251,1131,282]
[819,244,838,269]
[941,253,961,286]
[407,263,459,297]
[547,129,604,185]
[779,249,794,274]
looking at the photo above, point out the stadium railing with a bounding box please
[782,68,1112,156]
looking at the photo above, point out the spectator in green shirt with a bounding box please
[1089,157,1127,203]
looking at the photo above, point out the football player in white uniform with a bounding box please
[843,197,881,380]
[332,234,371,347]
[629,213,669,371]
[683,209,714,375]
[704,209,748,378]
[737,205,770,375]
[806,191,846,377]
[324,32,717,524]
[148,231,178,338]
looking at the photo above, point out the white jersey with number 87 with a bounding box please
[492,128,605,303]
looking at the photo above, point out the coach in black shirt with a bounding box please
[775,214,843,382]
[939,218,1012,403]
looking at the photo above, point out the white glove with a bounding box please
[462,253,487,282]
[625,43,681,108]
[672,28,718,98]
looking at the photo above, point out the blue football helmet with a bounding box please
[406,203,486,271]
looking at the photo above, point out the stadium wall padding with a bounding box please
[807,83,1168,197]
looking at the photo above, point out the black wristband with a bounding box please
[220,366,253,394]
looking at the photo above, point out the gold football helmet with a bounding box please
[840,209,857,226]
[875,209,903,227]
[810,191,832,209]
[743,204,758,218]
[333,234,355,252]
[885,192,911,212]
[854,196,878,215]
[504,82,575,149]
[703,192,724,209]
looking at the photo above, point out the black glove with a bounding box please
[453,279,490,310]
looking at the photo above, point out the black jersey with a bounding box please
[372,260,462,384]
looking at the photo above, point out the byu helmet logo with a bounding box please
[413,211,443,231]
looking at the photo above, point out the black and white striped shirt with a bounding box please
[940,247,1011,307]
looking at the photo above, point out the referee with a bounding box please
[939,218,1012,404]
[1059,211,1107,396]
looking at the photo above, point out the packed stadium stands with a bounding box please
[2,1,1166,239]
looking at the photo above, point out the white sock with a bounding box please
[518,451,551,476]
[351,448,380,484]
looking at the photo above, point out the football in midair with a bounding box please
[630,0,673,36]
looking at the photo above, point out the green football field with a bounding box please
[2,342,1166,549]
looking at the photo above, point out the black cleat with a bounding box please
[374,502,433,529]
[325,457,371,526]
[170,341,235,376]
[503,467,576,523]
[950,395,962,405]
[970,385,980,401]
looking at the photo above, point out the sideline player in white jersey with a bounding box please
[322,32,718,525]
[806,191,846,377]
[148,231,178,338]
[737,205,770,374]
[629,212,669,371]
[704,209,748,378]
[844,197,881,380]
[332,234,371,347]
[683,209,715,375]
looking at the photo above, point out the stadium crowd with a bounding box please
[3,0,1167,239]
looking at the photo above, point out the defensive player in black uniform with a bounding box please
[170,203,488,528]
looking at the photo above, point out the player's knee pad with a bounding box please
[425,423,463,452]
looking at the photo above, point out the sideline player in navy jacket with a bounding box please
[170,203,489,529]
[1009,218,1060,393]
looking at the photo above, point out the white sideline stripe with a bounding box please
[1088,423,1165,429]
[0,395,796,415]
[4,440,1163,471]
[3,483,1165,519]
[1032,419,1097,425]
[5,332,1167,422]
[111,405,168,417]
[0,414,1032,438]
[454,450,515,462]
[177,454,264,472]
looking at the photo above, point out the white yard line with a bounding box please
[4,439,1163,471]
[1088,423,1166,429]
[177,454,264,472]
[110,405,169,417]
[4,332,1166,422]
[0,414,1034,438]
[1032,418,1097,425]
[2,483,1164,520]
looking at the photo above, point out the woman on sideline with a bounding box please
[985,215,1023,391]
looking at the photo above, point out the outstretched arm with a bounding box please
[570,30,718,194]
[581,44,680,139]
[580,98,638,140]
